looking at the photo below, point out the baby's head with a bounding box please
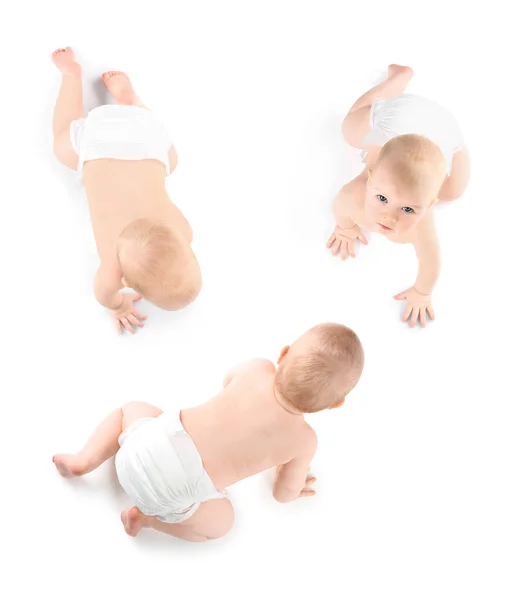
[275,323,364,413]
[117,218,201,310]
[366,134,447,235]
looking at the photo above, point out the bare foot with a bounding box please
[388,64,414,80]
[121,506,146,537]
[52,47,81,76]
[102,71,142,106]
[52,454,86,478]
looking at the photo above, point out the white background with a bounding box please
[2,1,516,598]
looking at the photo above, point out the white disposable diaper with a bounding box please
[115,413,224,524]
[362,93,464,174]
[70,105,173,174]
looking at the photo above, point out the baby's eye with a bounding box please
[401,207,414,214]
[377,194,388,203]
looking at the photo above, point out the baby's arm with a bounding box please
[327,172,368,260]
[413,224,441,296]
[394,217,440,327]
[273,427,318,503]
[94,265,124,310]
[94,265,147,335]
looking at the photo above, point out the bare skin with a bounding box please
[54,354,323,542]
[51,48,193,334]
[328,64,471,328]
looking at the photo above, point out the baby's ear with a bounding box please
[329,398,345,410]
[277,345,290,364]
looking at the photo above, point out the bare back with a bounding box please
[181,360,315,490]
[83,158,192,265]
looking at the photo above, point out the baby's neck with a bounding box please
[272,385,303,416]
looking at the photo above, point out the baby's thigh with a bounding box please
[121,401,164,430]
[53,129,79,170]
[182,498,234,540]
[439,148,471,201]
[341,105,372,148]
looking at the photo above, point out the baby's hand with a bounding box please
[299,474,317,498]
[327,225,368,260]
[110,294,147,335]
[394,287,435,328]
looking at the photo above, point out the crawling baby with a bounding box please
[327,65,470,327]
[52,47,201,333]
[53,323,364,542]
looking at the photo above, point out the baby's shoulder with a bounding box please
[246,358,277,376]
[392,210,437,245]
[292,422,318,457]
[224,358,276,388]
[413,210,438,243]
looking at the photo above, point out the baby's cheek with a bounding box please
[400,214,422,232]
[365,198,381,217]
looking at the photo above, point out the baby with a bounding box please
[53,323,364,542]
[52,48,201,334]
[327,65,470,327]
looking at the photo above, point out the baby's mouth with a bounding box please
[378,223,394,232]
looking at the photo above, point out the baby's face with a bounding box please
[365,167,434,235]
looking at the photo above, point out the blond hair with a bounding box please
[117,218,201,310]
[275,323,364,413]
[375,134,447,197]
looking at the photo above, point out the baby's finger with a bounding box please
[134,310,147,321]
[427,306,435,321]
[340,241,348,260]
[332,239,341,256]
[122,317,135,334]
[347,239,356,258]
[128,314,144,328]
[419,308,427,328]
[326,234,336,248]
[409,308,418,328]
[305,477,317,486]
[132,295,143,303]
[402,304,412,322]
[115,320,123,335]
[300,490,316,498]
[359,232,368,245]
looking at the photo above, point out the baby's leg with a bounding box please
[438,148,471,201]
[101,71,147,109]
[342,64,414,148]
[121,497,234,542]
[52,47,83,169]
[53,401,163,478]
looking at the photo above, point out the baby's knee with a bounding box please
[438,188,461,202]
[168,145,178,173]
[201,499,234,541]
[211,500,234,539]
[121,402,162,429]
[341,116,354,145]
